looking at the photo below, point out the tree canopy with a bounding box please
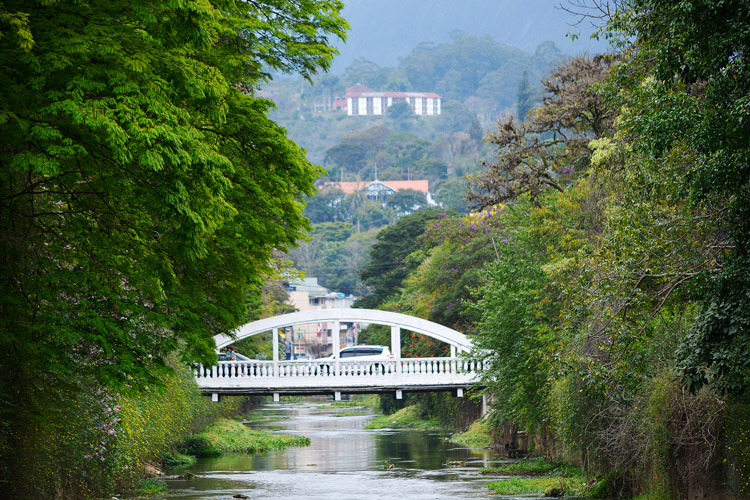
[0,0,347,494]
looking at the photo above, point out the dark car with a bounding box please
[217,351,250,362]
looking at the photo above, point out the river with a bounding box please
[157,397,509,500]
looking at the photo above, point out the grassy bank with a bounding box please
[364,404,440,429]
[450,418,491,448]
[179,418,310,456]
[487,475,589,497]
[482,458,599,498]
[481,457,558,475]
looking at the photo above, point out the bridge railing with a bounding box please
[194,357,482,380]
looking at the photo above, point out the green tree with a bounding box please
[324,125,393,174]
[357,209,442,308]
[387,189,428,214]
[615,0,750,397]
[516,70,535,121]
[434,179,470,213]
[304,185,346,224]
[0,0,346,496]
[468,55,617,208]
[343,57,390,89]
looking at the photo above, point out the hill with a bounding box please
[332,0,609,72]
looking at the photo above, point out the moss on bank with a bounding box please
[483,458,605,498]
[486,474,588,497]
[364,404,441,429]
[481,457,558,475]
[179,418,310,456]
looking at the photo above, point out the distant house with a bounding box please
[286,277,358,357]
[341,84,441,116]
[323,179,435,205]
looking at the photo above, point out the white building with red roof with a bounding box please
[343,84,441,117]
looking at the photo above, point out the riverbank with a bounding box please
[177,417,310,457]
[481,458,597,498]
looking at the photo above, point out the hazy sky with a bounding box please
[332,0,610,72]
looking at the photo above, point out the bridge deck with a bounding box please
[195,357,482,398]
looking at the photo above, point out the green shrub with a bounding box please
[137,478,167,495]
[161,453,197,468]
[114,362,245,488]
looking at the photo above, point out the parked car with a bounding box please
[329,345,394,361]
[217,351,250,362]
[320,345,394,375]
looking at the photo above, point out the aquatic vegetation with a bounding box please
[365,405,441,429]
[481,457,558,475]
[179,418,310,456]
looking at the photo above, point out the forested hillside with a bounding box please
[265,32,563,163]
[270,32,566,291]
[332,0,608,72]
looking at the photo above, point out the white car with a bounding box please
[321,345,395,375]
[330,345,394,360]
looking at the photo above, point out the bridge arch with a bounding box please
[213,308,472,355]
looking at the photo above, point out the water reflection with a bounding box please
[160,399,507,500]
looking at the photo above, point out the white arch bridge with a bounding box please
[194,309,483,402]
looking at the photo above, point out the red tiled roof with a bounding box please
[380,180,429,193]
[322,180,429,194]
[344,85,441,99]
[346,84,376,94]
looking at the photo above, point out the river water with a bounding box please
[158,398,510,500]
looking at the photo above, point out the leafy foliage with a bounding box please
[468,55,617,208]
[615,0,750,397]
[357,209,442,308]
[0,0,346,496]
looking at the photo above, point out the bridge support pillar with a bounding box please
[212,393,219,403]
[455,388,464,398]
[391,325,401,374]
[334,391,341,401]
[273,393,280,402]
[481,394,492,416]
[396,389,403,399]
[333,320,340,376]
